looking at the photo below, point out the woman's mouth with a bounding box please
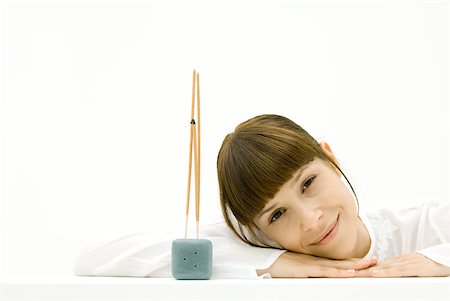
[312,215,339,245]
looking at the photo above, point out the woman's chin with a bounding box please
[315,243,356,260]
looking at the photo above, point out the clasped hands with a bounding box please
[256,251,450,278]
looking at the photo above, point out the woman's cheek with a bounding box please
[281,230,302,252]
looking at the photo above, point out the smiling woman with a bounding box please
[217,115,365,253]
[73,114,450,279]
[216,114,450,278]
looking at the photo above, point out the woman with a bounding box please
[216,114,449,278]
[73,114,449,279]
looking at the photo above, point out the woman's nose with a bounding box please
[295,205,322,232]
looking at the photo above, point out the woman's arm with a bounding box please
[354,200,450,278]
[73,222,288,279]
[73,233,174,278]
[256,251,379,278]
[353,251,450,277]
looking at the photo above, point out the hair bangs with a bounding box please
[218,124,321,226]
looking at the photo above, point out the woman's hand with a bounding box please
[256,251,378,278]
[353,252,450,277]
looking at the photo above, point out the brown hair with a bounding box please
[216,114,358,248]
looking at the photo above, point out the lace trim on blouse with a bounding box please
[369,212,399,262]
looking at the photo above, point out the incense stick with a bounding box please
[196,72,201,239]
[193,121,199,239]
[184,70,196,239]
[184,69,201,240]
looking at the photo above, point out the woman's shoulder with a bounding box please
[363,197,448,216]
[360,197,449,261]
[361,197,449,235]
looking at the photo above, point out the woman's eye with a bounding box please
[302,176,316,192]
[270,209,285,224]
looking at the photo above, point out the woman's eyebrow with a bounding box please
[290,163,311,189]
[258,203,277,221]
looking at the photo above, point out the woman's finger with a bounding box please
[303,266,357,278]
[354,265,419,278]
[316,256,378,270]
[353,253,450,277]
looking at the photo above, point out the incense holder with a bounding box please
[171,239,213,280]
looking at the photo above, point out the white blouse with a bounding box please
[73,198,450,279]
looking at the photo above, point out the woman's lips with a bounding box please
[312,215,339,245]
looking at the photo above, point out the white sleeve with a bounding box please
[416,243,450,267]
[415,200,450,267]
[73,221,287,279]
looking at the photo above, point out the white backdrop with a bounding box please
[0,0,448,278]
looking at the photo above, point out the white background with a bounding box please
[0,0,448,278]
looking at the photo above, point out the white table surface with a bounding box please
[1,275,449,301]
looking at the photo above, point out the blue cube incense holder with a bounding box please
[171,238,212,280]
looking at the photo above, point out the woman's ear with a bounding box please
[319,141,340,169]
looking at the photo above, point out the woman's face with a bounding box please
[253,142,371,259]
